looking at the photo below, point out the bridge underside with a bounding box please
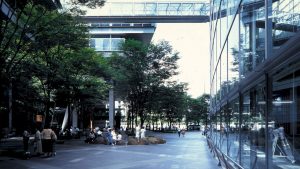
[82,15,209,23]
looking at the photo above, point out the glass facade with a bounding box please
[209,0,300,168]
[90,38,124,52]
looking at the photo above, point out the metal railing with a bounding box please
[88,1,210,16]
[207,136,244,169]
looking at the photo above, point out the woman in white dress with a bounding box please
[135,126,141,142]
[140,127,146,139]
[34,129,43,155]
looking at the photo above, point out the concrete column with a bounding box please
[72,108,78,128]
[291,85,297,135]
[109,87,115,128]
[8,81,12,131]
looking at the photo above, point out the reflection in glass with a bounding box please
[228,17,239,91]
[241,92,251,169]
[228,99,240,163]
[91,38,124,51]
[271,64,300,168]
[272,0,300,50]
[220,45,228,100]
[240,2,265,77]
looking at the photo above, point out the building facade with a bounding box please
[209,0,300,168]
[87,22,156,57]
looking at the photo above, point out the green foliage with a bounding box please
[108,39,180,126]
[0,2,110,129]
[185,94,210,126]
[150,82,187,128]
[70,0,106,9]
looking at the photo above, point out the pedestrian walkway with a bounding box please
[0,131,220,169]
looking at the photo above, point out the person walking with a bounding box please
[181,129,186,137]
[34,129,43,156]
[105,128,113,145]
[51,127,57,156]
[41,125,56,157]
[177,128,181,138]
[23,129,31,159]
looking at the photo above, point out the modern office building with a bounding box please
[87,22,156,57]
[87,23,156,127]
[209,0,300,168]
[79,1,157,128]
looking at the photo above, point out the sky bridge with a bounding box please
[82,1,210,23]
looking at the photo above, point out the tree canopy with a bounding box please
[0,1,110,132]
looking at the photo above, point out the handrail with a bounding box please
[206,137,244,169]
[86,1,210,17]
[222,151,244,169]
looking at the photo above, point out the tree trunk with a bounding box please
[135,110,138,127]
[8,80,12,132]
[140,112,144,127]
[131,102,134,129]
[152,121,154,131]
[127,109,130,129]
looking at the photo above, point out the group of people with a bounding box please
[177,128,186,138]
[85,127,123,145]
[85,127,102,144]
[23,126,57,158]
[135,126,146,142]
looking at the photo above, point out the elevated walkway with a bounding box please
[83,1,210,23]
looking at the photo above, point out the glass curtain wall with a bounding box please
[210,0,300,168]
[240,84,267,169]
[240,0,266,78]
[271,0,300,51]
[271,60,300,168]
[90,37,124,52]
[228,98,240,163]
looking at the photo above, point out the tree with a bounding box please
[0,0,109,131]
[70,0,106,8]
[156,82,187,129]
[0,1,66,131]
[108,39,179,127]
[185,94,210,127]
[54,48,110,128]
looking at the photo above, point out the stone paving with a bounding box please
[0,131,221,169]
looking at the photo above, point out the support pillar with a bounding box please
[72,108,78,128]
[8,81,12,132]
[109,87,115,128]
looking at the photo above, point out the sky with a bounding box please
[152,23,210,98]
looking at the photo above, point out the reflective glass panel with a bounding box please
[240,1,265,77]
[241,92,251,169]
[272,0,300,50]
[228,16,239,91]
[271,60,300,168]
[221,43,228,100]
[228,98,240,162]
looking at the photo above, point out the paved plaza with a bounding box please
[0,132,220,169]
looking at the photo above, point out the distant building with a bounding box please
[81,12,156,128]
[87,22,156,57]
[209,0,300,168]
